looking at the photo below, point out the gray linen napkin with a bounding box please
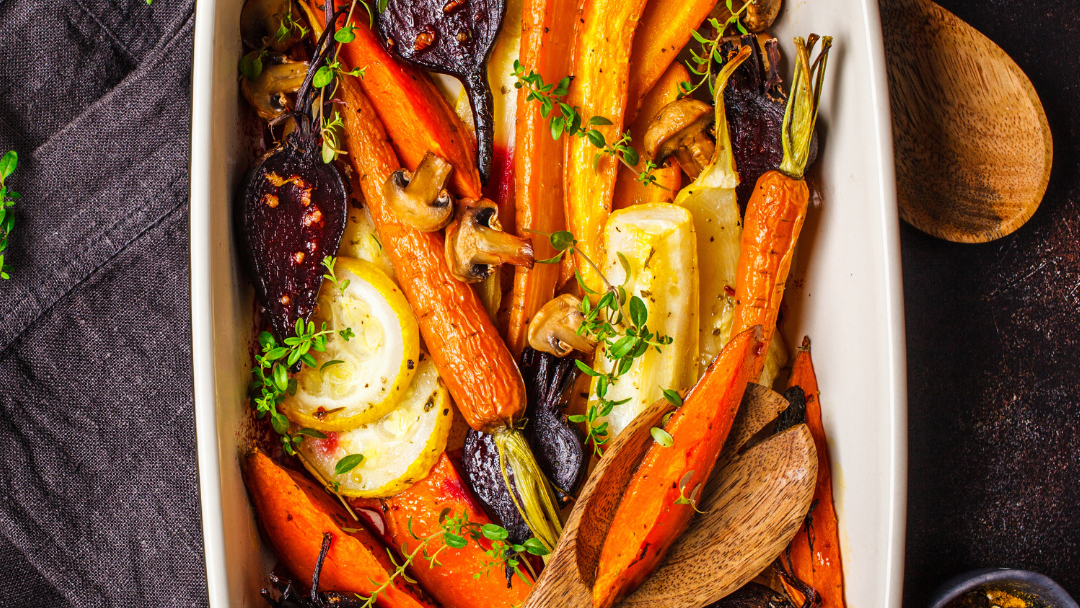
[0,0,207,605]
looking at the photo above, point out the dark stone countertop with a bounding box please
[900,1,1080,605]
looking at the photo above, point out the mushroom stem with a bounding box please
[674,131,717,181]
[445,200,535,283]
[471,226,535,268]
[405,152,454,208]
[383,151,456,232]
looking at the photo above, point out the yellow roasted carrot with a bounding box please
[625,0,721,114]
[506,0,579,356]
[563,0,652,296]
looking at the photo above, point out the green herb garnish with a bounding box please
[535,230,674,456]
[359,510,547,607]
[512,62,667,190]
[679,0,751,99]
[248,318,355,454]
[0,150,20,280]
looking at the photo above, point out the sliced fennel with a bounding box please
[673,45,789,386]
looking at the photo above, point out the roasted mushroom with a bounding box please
[241,0,305,52]
[444,200,533,283]
[710,0,783,34]
[241,53,309,121]
[382,152,456,232]
[644,98,717,181]
[527,294,597,357]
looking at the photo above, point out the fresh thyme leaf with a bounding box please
[334,453,365,475]
[522,537,550,556]
[296,427,329,439]
[679,0,751,98]
[320,359,345,371]
[662,388,683,407]
[650,427,674,448]
[512,67,664,188]
[313,66,335,89]
[481,524,509,541]
[0,150,19,280]
[443,532,467,549]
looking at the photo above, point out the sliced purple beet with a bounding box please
[377,0,506,183]
[235,143,348,342]
[462,348,585,544]
[720,35,818,208]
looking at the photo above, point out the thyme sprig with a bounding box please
[512,62,667,190]
[533,231,674,456]
[247,314,355,455]
[679,0,751,98]
[359,510,548,607]
[0,151,20,280]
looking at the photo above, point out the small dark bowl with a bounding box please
[929,569,1078,608]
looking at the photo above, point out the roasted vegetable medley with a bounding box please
[233,0,843,605]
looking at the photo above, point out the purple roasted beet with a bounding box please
[377,0,506,183]
[720,35,818,208]
[462,348,585,544]
[235,4,349,342]
[236,144,347,342]
[519,347,587,504]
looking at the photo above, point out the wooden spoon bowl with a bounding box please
[524,385,817,607]
[881,0,1053,243]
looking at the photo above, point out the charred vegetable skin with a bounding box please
[720,36,817,207]
[463,348,585,540]
[236,18,349,342]
[519,347,587,504]
[378,0,506,184]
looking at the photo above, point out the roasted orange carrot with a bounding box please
[375,454,534,608]
[505,0,579,356]
[730,36,832,379]
[243,450,436,607]
[563,0,652,296]
[612,62,689,211]
[308,2,482,199]
[592,325,765,608]
[337,74,563,551]
[781,337,846,608]
[625,0,720,115]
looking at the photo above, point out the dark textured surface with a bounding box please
[0,0,1078,606]
[902,1,1080,606]
[0,0,203,606]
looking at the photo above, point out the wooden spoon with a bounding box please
[524,384,817,607]
[880,0,1053,243]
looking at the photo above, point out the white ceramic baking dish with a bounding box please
[189,1,908,605]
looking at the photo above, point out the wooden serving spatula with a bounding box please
[881,0,1053,243]
[524,384,817,608]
